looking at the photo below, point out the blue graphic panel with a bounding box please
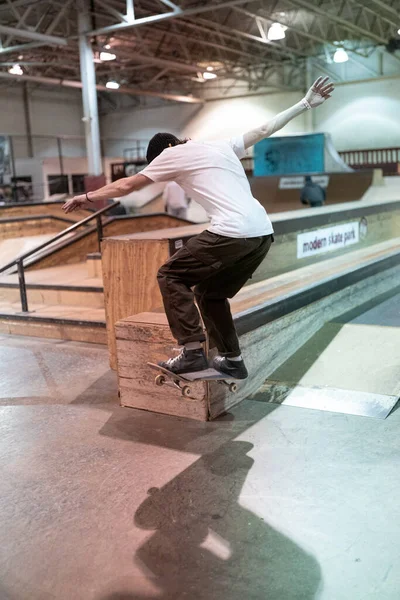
[253,133,325,176]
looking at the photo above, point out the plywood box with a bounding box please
[115,312,209,421]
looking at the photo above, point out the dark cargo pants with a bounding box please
[157,230,273,357]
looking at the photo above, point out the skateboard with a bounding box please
[147,362,238,398]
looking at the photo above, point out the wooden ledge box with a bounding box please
[115,312,245,421]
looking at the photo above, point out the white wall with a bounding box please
[314,76,400,151]
[101,76,400,155]
[100,91,309,156]
[0,86,86,158]
[2,73,400,169]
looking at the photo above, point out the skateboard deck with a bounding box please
[147,362,238,398]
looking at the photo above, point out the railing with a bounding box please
[0,201,120,313]
[339,147,400,175]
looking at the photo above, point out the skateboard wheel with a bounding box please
[155,374,166,386]
[229,383,238,393]
[182,385,192,397]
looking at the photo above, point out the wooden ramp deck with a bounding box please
[0,263,106,344]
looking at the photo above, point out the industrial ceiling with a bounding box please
[0,0,399,109]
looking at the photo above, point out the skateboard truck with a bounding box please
[148,363,238,399]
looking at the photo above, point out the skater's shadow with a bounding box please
[97,440,322,600]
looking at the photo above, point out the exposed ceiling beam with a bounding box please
[346,0,398,30]
[3,4,34,47]
[95,0,130,24]
[0,71,204,103]
[112,52,200,73]
[0,61,78,71]
[285,0,387,45]
[125,23,273,66]
[87,0,258,36]
[0,25,68,46]
[45,0,74,36]
[366,0,399,19]
[234,6,383,74]
[0,41,54,55]
[5,0,22,20]
[181,15,304,62]
[126,0,135,21]
[0,0,39,12]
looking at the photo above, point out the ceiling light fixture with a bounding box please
[267,23,286,41]
[333,47,349,63]
[206,66,214,71]
[106,80,120,89]
[100,51,116,62]
[8,64,23,75]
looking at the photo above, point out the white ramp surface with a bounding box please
[255,322,400,419]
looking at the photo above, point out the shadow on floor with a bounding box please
[96,440,322,600]
[71,370,119,406]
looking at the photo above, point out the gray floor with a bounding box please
[0,296,400,600]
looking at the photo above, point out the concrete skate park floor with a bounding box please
[1,294,400,599]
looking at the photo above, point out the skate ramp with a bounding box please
[256,302,400,420]
[253,132,352,177]
[0,234,62,271]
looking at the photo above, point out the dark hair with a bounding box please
[146,132,187,163]
[305,175,312,184]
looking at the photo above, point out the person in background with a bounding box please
[300,175,326,207]
[163,180,189,219]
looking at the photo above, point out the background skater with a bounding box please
[163,180,190,219]
[300,175,326,207]
[63,76,334,380]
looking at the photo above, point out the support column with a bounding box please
[78,0,102,176]
[22,83,33,158]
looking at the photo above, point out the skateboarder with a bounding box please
[63,77,334,379]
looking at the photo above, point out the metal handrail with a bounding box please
[0,201,120,312]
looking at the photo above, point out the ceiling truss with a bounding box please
[0,0,398,107]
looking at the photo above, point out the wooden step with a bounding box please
[0,262,104,308]
[0,283,104,308]
[0,301,106,344]
[86,252,102,278]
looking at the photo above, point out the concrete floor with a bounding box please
[0,327,400,599]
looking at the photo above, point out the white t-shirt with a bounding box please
[140,136,273,238]
[162,181,188,209]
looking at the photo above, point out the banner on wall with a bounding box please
[0,135,11,184]
[297,221,360,259]
[254,133,325,176]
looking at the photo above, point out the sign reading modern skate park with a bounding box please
[297,221,360,259]
[279,175,330,189]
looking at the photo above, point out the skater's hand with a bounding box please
[62,194,88,214]
[304,77,335,108]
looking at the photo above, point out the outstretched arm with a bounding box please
[62,173,152,213]
[243,77,334,149]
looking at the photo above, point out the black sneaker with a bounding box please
[159,348,208,375]
[213,356,248,380]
